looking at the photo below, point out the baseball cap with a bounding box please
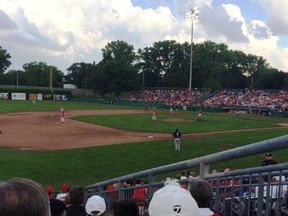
[148,180,200,216]
[266,153,272,157]
[61,184,69,192]
[85,195,106,216]
[46,186,54,194]
[56,193,67,202]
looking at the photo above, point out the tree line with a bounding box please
[0,40,287,97]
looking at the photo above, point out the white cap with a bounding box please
[85,195,106,216]
[148,180,200,216]
[56,193,67,202]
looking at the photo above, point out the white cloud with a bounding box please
[0,0,288,73]
[256,0,288,35]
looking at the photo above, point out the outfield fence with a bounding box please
[85,135,288,216]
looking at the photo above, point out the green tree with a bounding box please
[136,46,163,87]
[253,68,284,89]
[94,60,139,97]
[219,50,248,88]
[0,46,11,74]
[93,40,140,96]
[137,40,189,87]
[0,46,12,84]
[244,55,269,89]
[23,62,64,87]
[67,62,94,89]
[2,70,26,86]
[193,41,231,89]
[101,40,136,64]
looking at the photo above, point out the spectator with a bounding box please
[203,89,288,113]
[66,185,86,216]
[46,185,56,200]
[180,171,188,180]
[85,195,106,216]
[0,177,50,216]
[132,179,147,200]
[148,179,200,216]
[261,153,278,183]
[187,171,198,179]
[132,179,147,213]
[113,199,139,216]
[261,152,278,166]
[123,180,133,199]
[50,199,66,216]
[175,172,188,189]
[105,183,119,205]
[188,179,222,216]
[56,183,70,202]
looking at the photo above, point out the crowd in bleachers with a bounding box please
[121,88,209,107]
[203,89,288,112]
[121,88,288,113]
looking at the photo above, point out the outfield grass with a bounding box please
[0,100,136,113]
[0,100,287,189]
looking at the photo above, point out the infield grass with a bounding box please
[72,111,287,133]
[0,100,287,189]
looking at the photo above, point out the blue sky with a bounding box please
[1,0,288,73]
[213,0,266,19]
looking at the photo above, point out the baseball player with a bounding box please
[152,111,157,121]
[60,104,65,125]
[172,128,182,151]
[197,110,203,120]
[152,106,157,121]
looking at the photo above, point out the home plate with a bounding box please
[148,135,154,139]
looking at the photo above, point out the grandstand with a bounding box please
[119,88,288,117]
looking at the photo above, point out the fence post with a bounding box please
[199,162,209,179]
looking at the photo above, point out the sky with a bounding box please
[1,0,288,74]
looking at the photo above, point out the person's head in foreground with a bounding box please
[68,185,85,205]
[188,179,213,208]
[113,199,139,216]
[148,179,200,216]
[85,195,106,216]
[50,199,66,216]
[0,177,51,216]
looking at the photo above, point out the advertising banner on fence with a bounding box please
[54,94,68,101]
[43,94,53,100]
[29,93,43,101]
[0,93,9,100]
[12,93,26,100]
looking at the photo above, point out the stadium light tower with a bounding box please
[186,7,199,91]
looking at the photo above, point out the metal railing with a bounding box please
[85,135,288,216]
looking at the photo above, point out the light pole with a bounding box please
[186,7,199,91]
[138,58,145,90]
[142,70,145,90]
[16,70,18,86]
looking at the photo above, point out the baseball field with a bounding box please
[0,100,287,190]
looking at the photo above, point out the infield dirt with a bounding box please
[1,110,286,151]
[0,110,169,151]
